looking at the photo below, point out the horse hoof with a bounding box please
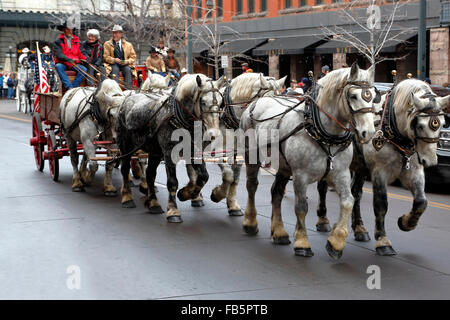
[122,200,136,209]
[72,187,85,192]
[316,223,331,232]
[354,232,371,242]
[210,192,221,203]
[167,215,183,223]
[148,206,164,214]
[228,209,243,216]
[243,225,259,235]
[191,200,205,207]
[376,246,397,256]
[139,185,148,195]
[326,241,343,260]
[176,189,188,202]
[397,216,412,232]
[294,247,314,257]
[273,236,291,245]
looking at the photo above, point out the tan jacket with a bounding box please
[145,55,166,73]
[103,38,137,78]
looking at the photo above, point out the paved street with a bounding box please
[1,99,450,300]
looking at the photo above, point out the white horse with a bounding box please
[140,73,171,92]
[239,63,376,259]
[59,79,125,194]
[192,73,286,214]
[316,79,450,256]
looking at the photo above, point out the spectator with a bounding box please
[164,48,181,79]
[0,73,3,99]
[18,48,31,65]
[442,82,450,88]
[2,73,8,98]
[319,65,330,79]
[53,21,88,89]
[81,29,105,86]
[156,38,169,58]
[241,62,253,74]
[301,77,311,92]
[41,46,55,70]
[146,46,166,75]
[7,73,16,99]
[286,79,304,95]
[103,25,136,88]
[425,78,432,85]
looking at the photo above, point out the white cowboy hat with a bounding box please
[180,68,187,73]
[112,25,124,32]
[22,48,30,53]
[42,46,51,53]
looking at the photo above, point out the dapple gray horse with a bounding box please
[315,79,450,256]
[240,64,377,259]
[59,79,125,194]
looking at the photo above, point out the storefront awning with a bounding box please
[315,31,417,54]
[219,38,267,55]
[252,35,323,56]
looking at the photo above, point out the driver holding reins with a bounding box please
[53,21,87,89]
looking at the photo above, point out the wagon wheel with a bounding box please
[47,131,59,182]
[32,113,44,172]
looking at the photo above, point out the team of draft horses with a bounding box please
[45,22,450,260]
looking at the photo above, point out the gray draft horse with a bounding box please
[59,79,125,194]
[315,79,450,256]
[188,73,287,214]
[116,74,226,223]
[240,63,377,259]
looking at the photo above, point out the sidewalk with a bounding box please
[0,98,33,123]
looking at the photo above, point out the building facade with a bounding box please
[192,0,449,85]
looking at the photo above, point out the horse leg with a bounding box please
[326,170,354,260]
[186,164,204,207]
[68,137,84,192]
[271,168,291,245]
[242,163,260,235]
[351,172,370,242]
[120,156,135,208]
[80,139,98,186]
[144,156,164,214]
[316,180,331,232]
[226,164,243,216]
[103,148,117,197]
[139,158,148,195]
[398,170,427,233]
[177,164,197,202]
[164,154,182,223]
[372,171,396,256]
[211,163,232,203]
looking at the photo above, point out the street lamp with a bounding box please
[165,0,193,73]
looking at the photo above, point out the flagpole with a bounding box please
[36,41,44,93]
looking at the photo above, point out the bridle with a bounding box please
[340,80,378,116]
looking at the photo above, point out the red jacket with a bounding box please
[53,34,86,68]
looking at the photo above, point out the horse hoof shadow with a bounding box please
[354,232,371,242]
[376,246,397,256]
[148,206,164,214]
[326,241,343,260]
[191,200,205,207]
[316,223,331,233]
[122,200,136,209]
[228,209,243,216]
[104,191,117,197]
[294,247,314,257]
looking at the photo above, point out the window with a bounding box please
[236,0,243,15]
[315,0,323,4]
[197,0,203,19]
[299,0,308,6]
[285,0,292,8]
[218,0,223,17]
[248,0,255,13]
[260,0,267,12]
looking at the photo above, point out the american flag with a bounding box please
[33,43,50,112]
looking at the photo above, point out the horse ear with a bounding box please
[277,76,287,88]
[214,75,226,88]
[436,95,450,111]
[411,92,426,110]
[259,73,269,88]
[196,75,202,87]
[373,87,381,104]
[368,64,375,82]
[349,62,359,81]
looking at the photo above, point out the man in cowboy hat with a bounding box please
[53,21,87,89]
[164,48,181,79]
[41,45,54,69]
[103,25,136,88]
[18,48,30,65]
[146,46,166,75]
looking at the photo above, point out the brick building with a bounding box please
[192,0,450,85]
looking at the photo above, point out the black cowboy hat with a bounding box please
[167,48,175,54]
[57,21,76,31]
[149,46,157,54]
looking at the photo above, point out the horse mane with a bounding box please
[141,73,168,91]
[229,73,279,102]
[174,73,209,101]
[316,67,371,108]
[93,79,123,125]
[391,79,435,134]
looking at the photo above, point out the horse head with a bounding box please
[141,73,171,92]
[175,73,226,141]
[95,79,126,139]
[318,62,377,144]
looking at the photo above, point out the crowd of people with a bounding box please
[0,72,18,99]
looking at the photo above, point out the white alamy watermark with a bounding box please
[366,265,381,290]
[170,121,280,168]
[367,5,381,30]
[66,265,81,290]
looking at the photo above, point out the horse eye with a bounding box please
[351,95,357,100]
[417,125,423,130]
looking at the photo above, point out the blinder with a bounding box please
[410,110,446,144]
[444,114,450,128]
[373,87,381,104]
[344,80,377,114]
